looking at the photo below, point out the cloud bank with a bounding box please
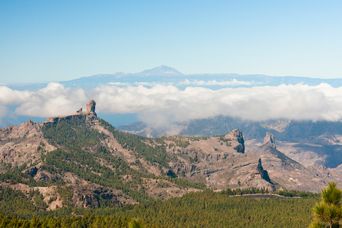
[179,79,253,86]
[1,83,342,131]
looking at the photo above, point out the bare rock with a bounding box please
[263,132,276,149]
[86,100,96,114]
[257,158,272,184]
[224,129,245,153]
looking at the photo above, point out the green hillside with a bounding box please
[0,190,316,227]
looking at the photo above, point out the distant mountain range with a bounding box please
[7,65,342,90]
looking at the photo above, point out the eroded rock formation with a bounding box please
[46,100,97,124]
[257,158,272,184]
[263,132,276,149]
[86,100,96,114]
[224,129,245,153]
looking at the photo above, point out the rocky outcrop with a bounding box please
[80,188,122,208]
[263,132,276,149]
[0,120,56,167]
[46,100,97,124]
[86,100,96,114]
[261,132,302,168]
[224,129,245,153]
[257,158,272,184]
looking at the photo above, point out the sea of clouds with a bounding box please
[1,82,342,130]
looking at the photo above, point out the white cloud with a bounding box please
[180,79,253,86]
[0,86,30,104]
[0,83,88,118]
[1,83,342,133]
[93,83,342,125]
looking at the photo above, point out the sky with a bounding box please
[1,0,342,83]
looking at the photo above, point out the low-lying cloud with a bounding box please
[1,83,342,132]
[179,79,253,86]
[1,83,87,118]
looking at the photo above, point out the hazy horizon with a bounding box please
[2,65,342,85]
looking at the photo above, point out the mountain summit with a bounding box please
[139,65,183,76]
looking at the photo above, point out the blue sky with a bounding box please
[1,0,342,83]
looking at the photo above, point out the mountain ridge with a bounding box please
[0,100,341,211]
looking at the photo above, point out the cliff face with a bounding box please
[257,158,272,184]
[0,101,341,211]
[223,129,245,153]
[165,131,340,192]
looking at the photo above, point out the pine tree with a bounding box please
[310,182,342,228]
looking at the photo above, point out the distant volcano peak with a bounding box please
[139,65,183,76]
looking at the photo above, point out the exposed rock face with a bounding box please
[165,136,274,191]
[0,120,56,167]
[257,158,272,184]
[224,129,245,153]
[46,100,98,124]
[80,188,122,208]
[263,132,276,149]
[86,100,96,114]
[141,178,199,199]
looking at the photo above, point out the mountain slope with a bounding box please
[0,105,201,210]
[0,101,340,211]
[122,116,342,169]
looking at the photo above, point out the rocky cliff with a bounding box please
[223,129,245,153]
